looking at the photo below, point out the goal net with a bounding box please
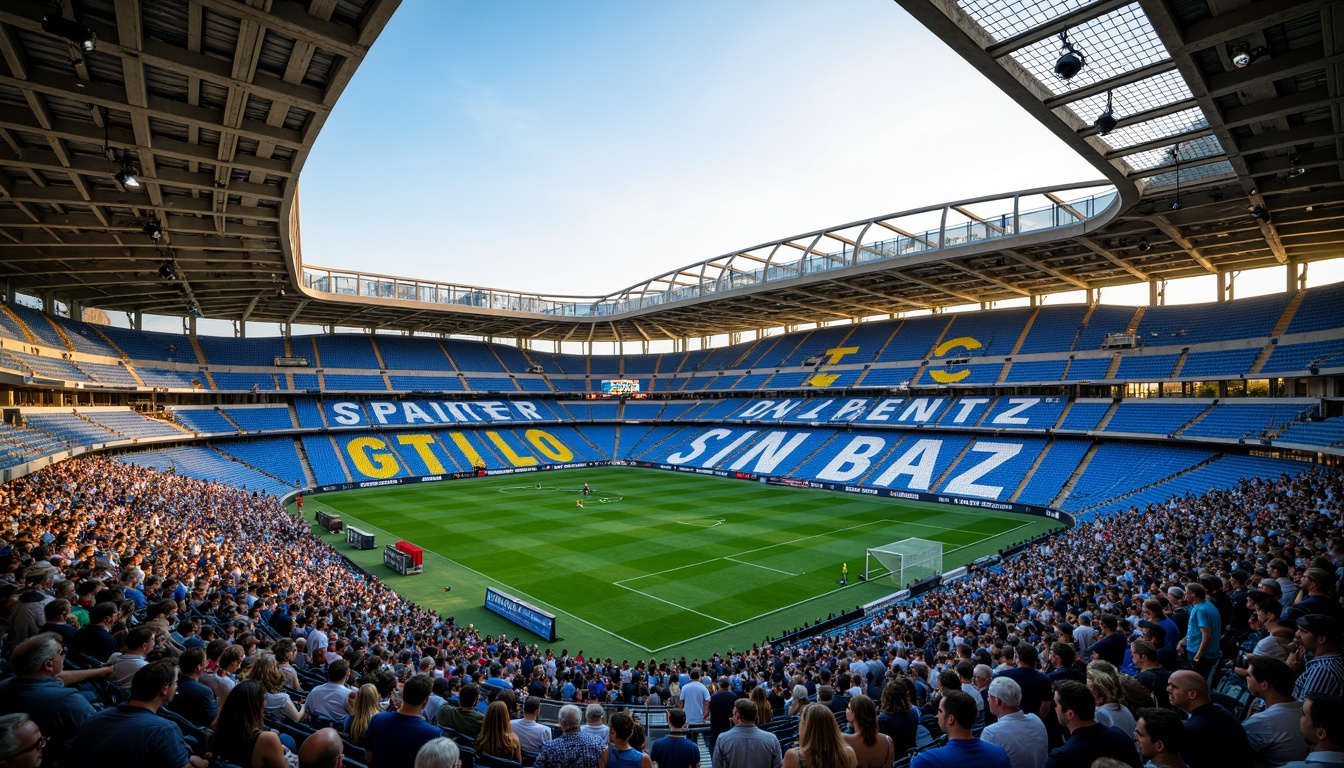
[865,538,943,587]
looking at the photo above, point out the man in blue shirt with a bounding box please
[912,690,1009,768]
[1178,583,1221,681]
[366,675,442,768]
[67,658,207,768]
[652,709,700,768]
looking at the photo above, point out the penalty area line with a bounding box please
[612,583,731,626]
[724,557,799,577]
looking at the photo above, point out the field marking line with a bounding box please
[299,499,656,653]
[724,557,799,577]
[643,517,1040,654]
[675,519,725,528]
[612,583,731,626]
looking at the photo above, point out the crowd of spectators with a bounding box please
[0,454,1342,768]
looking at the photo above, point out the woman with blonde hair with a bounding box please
[477,700,524,763]
[1085,661,1143,735]
[788,685,810,716]
[783,703,857,768]
[750,686,773,725]
[343,683,381,748]
[843,695,893,768]
[243,651,305,723]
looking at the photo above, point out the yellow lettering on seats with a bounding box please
[346,437,399,479]
[486,431,538,467]
[396,434,446,475]
[525,429,575,462]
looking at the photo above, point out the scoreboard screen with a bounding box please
[601,379,640,394]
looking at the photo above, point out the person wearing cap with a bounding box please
[1292,615,1344,701]
[1278,693,1344,768]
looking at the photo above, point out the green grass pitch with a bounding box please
[298,467,1058,658]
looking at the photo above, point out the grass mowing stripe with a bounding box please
[303,467,1059,656]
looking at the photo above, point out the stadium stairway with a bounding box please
[1172,402,1219,437]
[1009,440,1056,502]
[1093,400,1121,431]
[1249,290,1310,374]
[1050,443,1100,508]
[294,438,318,487]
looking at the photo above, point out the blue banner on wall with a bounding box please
[484,587,558,641]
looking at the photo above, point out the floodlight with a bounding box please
[1229,42,1268,68]
[142,220,163,242]
[1093,91,1117,135]
[42,15,96,51]
[1170,200,1183,211]
[158,261,175,281]
[1055,33,1085,80]
[1137,238,1151,252]
[1250,206,1271,222]
[114,162,140,188]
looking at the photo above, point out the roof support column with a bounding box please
[1086,288,1097,306]
[1216,271,1227,302]
[1148,280,1163,307]
[188,315,197,336]
[133,311,142,331]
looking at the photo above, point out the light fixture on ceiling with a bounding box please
[1093,90,1117,135]
[1055,32,1085,80]
[1229,41,1269,68]
[275,289,286,298]
[1137,238,1151,252]
[42,14,96,52]
[1285,155,1307,178]
[158,260,175,281]
[114,161,140,189]
[142,220,163,242]
[1250,205,1271,222]
[1211,189,1225,202]
[1169,143,1183,211]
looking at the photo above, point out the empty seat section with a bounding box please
[1066,357,1112,381]
[314,336,379,368]
[1178,348,1259,379]
[1113,354,1178,381]
[1003,360,1067,383]
[942,308,1033,356]
[490,344,532,373]
[787,430,872,480]
[211,372,281,390]
[77,362,140,387]
[776,327,854,366]
[376,336,453,370]
[1062,443,1218,512]
[764,372,811,388]
[294,400,326,428]
[546,426,611,461]
[217,439,307,487]
[333,434,409,478]
[1182,402,1314,441]
[620,425,688,460]
[858,366,918,387]
[81,410,187,439]
[4,352,89,381]
[292,374,320,390]
[1058,401,1111,431]
[1287,283,1344,334]
[514,377,553,392]
[23,413,117,444]
[0,308,29,341]
[302,437,348,485]
[1261,340,1344,374]
[1101,401,1207,435]
[981,396,1067,429]
[1278,416,1344,447]
[614,425,657,458]
[464,376,516,392]
[197,335,285,366]
[1073,306,1137,351]
[136,368,203,388]
[621,403,665,420]
[1137,293,1289,345]
[7,304,69,349]
[118,447,292,496]
[1016,305,1090,355]
[388,375,466,392]
[173,408,240,435]
[925,363,1001,385]
[0,422,69,468]
[449,341,508,373]
[322,374,387,391]
[1014,439,1091,507]
[873,317,946,362]
[98,326,193,362]
[588,403,619,420]
[729,373,773,391]
[54,316,122,356]
[589,356,621,375]
[622,355,658,374]
[223,407,294,432]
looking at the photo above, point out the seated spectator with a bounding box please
[877,678,919,756]
[1086,662,1141,736]
[415,738,460,768]
[1242,656,1308,768]
[1132,708,1183,768]
[534,704,603,768]
[37,598,76,644]
[1045,680,1139,768]
[244,651,306,723]
[343,684,382,749]
[1292,615,1344,700]
[477,700,523,763]
[600,711,652,768]
[202,644,245,708]
[981,677,1047,768]
[1165,671,1250,768]
[907,692,1007,768]
[0,632,96,767]
[0,713,45,768]
[166,647,218,730]
[366,675,443,768]
[67,601,120,663]
[67,658,209,767]
[439,681,485,736]
[297,727,344,768]
[843,694,892,768]
[306,659,357,723]
[511,696,554,757]
[109,625,156,688]
[1282,693,1344,768]
[208,679,291,768]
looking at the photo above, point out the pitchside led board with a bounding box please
[601,379,640,395]
[485,587,558,642]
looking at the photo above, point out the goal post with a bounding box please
[864,538,943,587]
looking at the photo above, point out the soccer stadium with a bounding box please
[0,0,1341,767]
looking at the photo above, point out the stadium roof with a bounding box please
[0,0,1338,342]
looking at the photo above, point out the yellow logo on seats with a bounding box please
[928,336,982,384]
[804,346,858,387]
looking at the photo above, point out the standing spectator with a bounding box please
[1165,671,1250,768]
[1241,656,1308,768]
[713,699,782,768]
[909,691,1008,768]
[166,648,218,730]
[535,704,604,768]
[783,704,856,768]
[651,710,700,768]
[0,713,45,768]
[512,696,554,758]
[1090,616,1127,668]
[1044,680,1139,768]
[1129,641,1171,710]
[982,677,1047,768]
[709,677,742,751]
[600,711,651,768]
[67,658,209,768]
[365,675,442,768]
[1292,615,1344,700]
[680,668,711,728]
[842,695,893,768]
[877,679,919,756]
[1178,584,1221,680]
[998,646,1053,723]
[1132,709,1184,768]
[1293,570,1343,621]
[308,616,331,667]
